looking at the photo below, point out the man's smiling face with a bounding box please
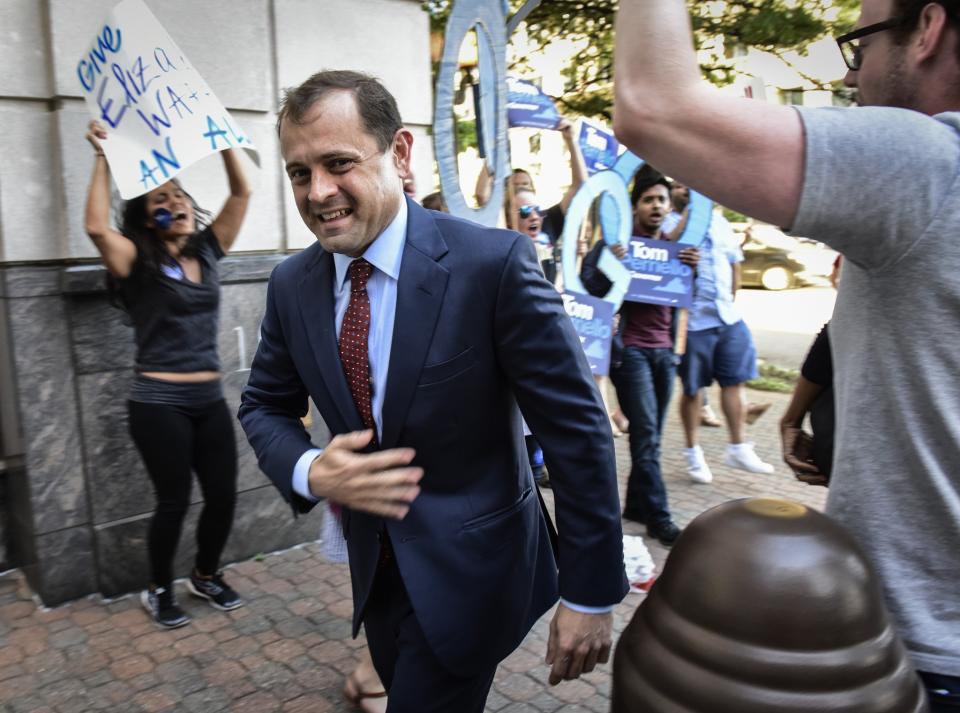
[281,90,412,257]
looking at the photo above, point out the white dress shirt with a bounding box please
[292,199,407,500]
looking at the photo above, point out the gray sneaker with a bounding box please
[141,587,191,629]
[187,571,243,611]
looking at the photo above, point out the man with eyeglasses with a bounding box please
[613,0,960,708]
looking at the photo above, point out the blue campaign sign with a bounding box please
[506,77,561,130]
[562,291,615,376]
[621,237,695,308]
[578,119,621,175]
[560,148,713,314]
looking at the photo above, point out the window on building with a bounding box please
[779,88,805,106]
[831,81,857,107]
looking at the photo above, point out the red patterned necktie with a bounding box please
[339,259,377,446]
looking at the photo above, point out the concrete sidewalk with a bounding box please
[0,386,825,713]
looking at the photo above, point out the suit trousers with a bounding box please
[363,553,497,712]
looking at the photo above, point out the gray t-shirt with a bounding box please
[793,106,960,676]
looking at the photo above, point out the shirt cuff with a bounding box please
[559,598,615,614]
[293,448,322,503]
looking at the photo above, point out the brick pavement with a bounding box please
[0,386,826,713]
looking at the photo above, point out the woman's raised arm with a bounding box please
[83,120,136,278]
[209,149,252,254]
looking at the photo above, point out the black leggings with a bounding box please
[128,399,237,588]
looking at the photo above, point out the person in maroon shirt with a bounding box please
[582,174,698,546]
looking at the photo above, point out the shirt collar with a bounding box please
[333,197,407,288]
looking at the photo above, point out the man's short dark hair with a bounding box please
[277,70,402,152]
[890,0,959,41]
[422,192,448,212]
[630,164,672,207]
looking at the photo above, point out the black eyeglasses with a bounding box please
[836,1,956,71]
[518,204,541,219]
[835,17,908,70]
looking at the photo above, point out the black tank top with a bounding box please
[119,226,224,373]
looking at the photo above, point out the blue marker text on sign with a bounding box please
[77,24,124,92]
[137,135,180,190]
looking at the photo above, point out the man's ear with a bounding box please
[392,128,414,176]
[914,1,951,63]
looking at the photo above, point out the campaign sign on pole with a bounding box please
[76,0,258,199]
[578,119,621,175]
[621,237,695,308]
[506,77,561,130]
[562,291,615,376]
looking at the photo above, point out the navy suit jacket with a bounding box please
[239,197,627,675]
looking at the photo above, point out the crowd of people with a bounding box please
[76,0,959,709]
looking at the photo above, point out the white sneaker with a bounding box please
[684,446,713,484]
[724,443,774,474]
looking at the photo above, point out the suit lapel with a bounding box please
[297,247,364,433]
[380,200,449,449]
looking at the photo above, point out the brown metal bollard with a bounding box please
[612,498,927,713]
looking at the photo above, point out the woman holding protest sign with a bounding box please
[84,119,251,629]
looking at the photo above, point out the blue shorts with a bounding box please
[679,320,758,396]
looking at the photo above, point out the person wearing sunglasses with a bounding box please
[512,193,561,487]
[513,194,556,279]
[613,0,960,708]
[475,118,589,283]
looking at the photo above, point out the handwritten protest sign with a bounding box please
[76,0,258,199]
[621,237,695,308]
[562,292,615,376]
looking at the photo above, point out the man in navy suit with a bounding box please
[238,70,627,712]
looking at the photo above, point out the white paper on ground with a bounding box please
[624,534,656,589]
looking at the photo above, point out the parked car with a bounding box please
[735,224,838,290]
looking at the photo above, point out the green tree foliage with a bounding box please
[424,0,860,120]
